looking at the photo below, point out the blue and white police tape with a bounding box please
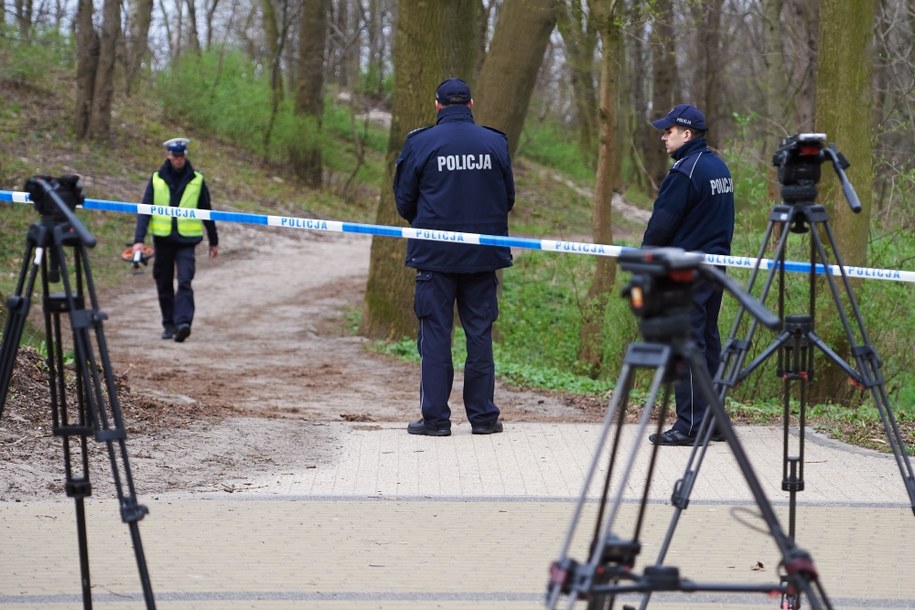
[2,189,914,284]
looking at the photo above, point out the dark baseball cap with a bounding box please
[435,78,472,105]
[651,104,707,131]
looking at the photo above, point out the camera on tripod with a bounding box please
[619,247,779,345]
[24,174,85,219]
[771,133,857,211]
[620,248,703,318]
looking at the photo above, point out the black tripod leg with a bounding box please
[61,242,156,608]
[0,231,46,412]
[547,344,673,610]
[637,216,800,610]
[685,345,833,610]
[807,216,915,512]
[718,205,797,389]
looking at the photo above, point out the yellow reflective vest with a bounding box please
[149,171,205,237]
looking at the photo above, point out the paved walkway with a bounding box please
[2,422,913,609]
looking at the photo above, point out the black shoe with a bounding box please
[407,419,451,437]
[710,430,726,442]
[161,325,176,340]
[174,324,191,343]
[471,420,504,435]
[649,428,696,446]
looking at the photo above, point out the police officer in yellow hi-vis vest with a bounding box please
[132,138,219,342]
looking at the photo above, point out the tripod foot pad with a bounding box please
[65,478,92,498]
[121,502,150,523]
[643,566,681,590]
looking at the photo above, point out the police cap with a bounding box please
[651,104,707,131]
[163,137,190,155]
[435,78,471,105]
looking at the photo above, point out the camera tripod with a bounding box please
[0,176,156,609]
[639,135,915,610]
[545,247,833,610]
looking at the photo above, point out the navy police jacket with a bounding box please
[394,104,515,273]
[642,137,734,255]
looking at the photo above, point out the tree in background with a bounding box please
[810,0,876,401]
[125,0,155,95]
[74,0,120,141]
[872,0,915,229]
[363,0,394,99]
[474,0,560,155]
[816,0,875,268]
[695,0,723,147]
[576,0,620,374]
[13,0,31,42]
[557,0,599,170]
[644,0,677,192]
[260,0,290,153]
[291,0,330,187]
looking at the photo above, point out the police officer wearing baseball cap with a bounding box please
[393,77,515,436]
[643,104,735,445]
[132,137,219,342]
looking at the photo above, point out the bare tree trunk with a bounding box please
[763,0,788,201]
[204,0,221,49]
[328,0,356,87]
[789,0,818,131]
[74,0,99,139]
[474,0,560,155]
[361,0,478,341]
[260,0,288,155]
[817,0,875,265]
[157,0,174,59]
[85,0,121,141]
[365,0,391,98]
[261,0,282,97]
[185,0,202,53]
[291,0,330,187]
[577,0,619,374]
[698,0,723,147]
[125,0,154,95]
[763,0,788,131]
[15,0,32,43]
[646,0,677,193]
[812,0,876,402]
[557,1,599,170]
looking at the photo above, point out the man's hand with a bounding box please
[132,242,144,253]
[209,245,219,258]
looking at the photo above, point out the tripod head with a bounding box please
[620,248,780,341]
[24,175,96,247]
[771,133,862,213]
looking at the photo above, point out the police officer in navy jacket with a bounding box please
[642,104,735,446]
[393,77,514,437]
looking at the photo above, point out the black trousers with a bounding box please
[672,279,724,436]
[413,270,502,430]
[152,240,197,329]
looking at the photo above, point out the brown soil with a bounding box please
[0,223,606,500]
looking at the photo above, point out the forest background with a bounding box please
[0,0,913,452]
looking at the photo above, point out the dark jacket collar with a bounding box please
[436,104,475,124]
[672,137,708,161]
[159,158,194,181]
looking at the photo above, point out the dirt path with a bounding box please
[1,222,600,499]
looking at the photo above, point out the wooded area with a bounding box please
[3,0,914,382]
